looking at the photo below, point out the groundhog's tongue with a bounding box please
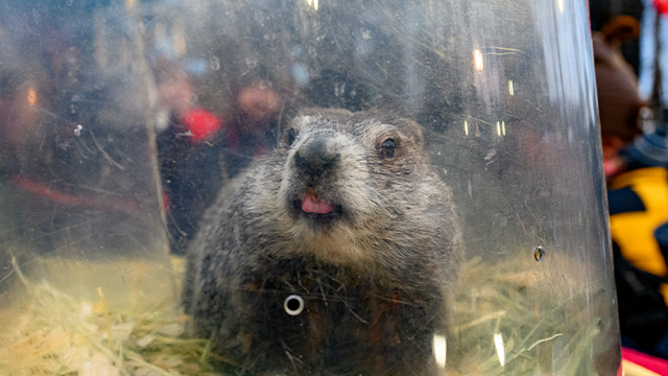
[301,193,334,214]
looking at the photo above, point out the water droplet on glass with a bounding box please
[291,63,310,86]
[291,44,303,57]
[245,57,258,69]
[209,56,220,71]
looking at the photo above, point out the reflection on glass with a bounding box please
[433,334,447,368]
[494,332,506,367]
[474,49,484,71]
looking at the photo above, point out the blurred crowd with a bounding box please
[0,1,296,258]
[592,0,668,361]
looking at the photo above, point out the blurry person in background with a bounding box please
[0,6,171,258]
[216,78,283,176]
[0,26,52,178]
[0,24,56,261]
[594,16,647,178]
[154,53,226,257]
[595,13,668,359]
[590,0,644,74]
[154,50,284,255]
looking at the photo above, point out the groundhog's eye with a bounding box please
[378,138,396,159]
[287,128,297,146]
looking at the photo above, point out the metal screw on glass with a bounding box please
[284,294,305,316]
[534,246,546,262]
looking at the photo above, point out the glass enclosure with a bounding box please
[0,0,620,375]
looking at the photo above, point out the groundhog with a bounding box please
[183,108,462,376]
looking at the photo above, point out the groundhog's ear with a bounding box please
[393,118,424,145]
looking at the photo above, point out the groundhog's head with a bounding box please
[274,108,441,268]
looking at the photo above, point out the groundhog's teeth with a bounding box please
[301,193,334,214]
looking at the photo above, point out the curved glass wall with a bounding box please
[0,0,620,375]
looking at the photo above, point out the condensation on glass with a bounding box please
[0,0,620,375]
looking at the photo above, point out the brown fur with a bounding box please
[183,108,462,375]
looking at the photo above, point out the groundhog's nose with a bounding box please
[294,137,340,177]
